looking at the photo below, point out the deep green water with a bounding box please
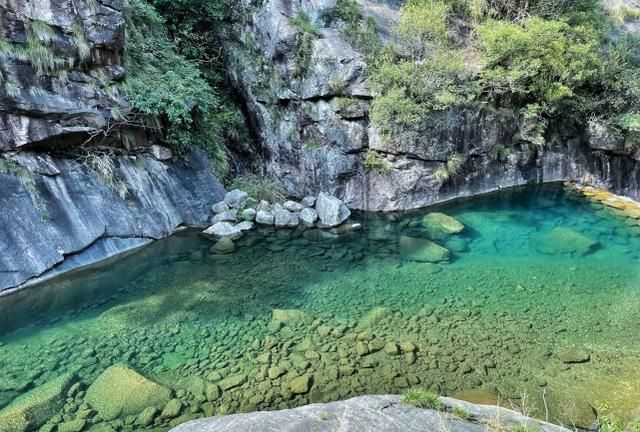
[1,184,640,431]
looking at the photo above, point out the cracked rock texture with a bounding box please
[0,149,224,293]
[0,0,127,150]
[226,0,640,211]
[169,394,572,432]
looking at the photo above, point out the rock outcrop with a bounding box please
[0,0,128,150]
[169,394,571,432]
[0,148,224,293]
[225,0,640,211]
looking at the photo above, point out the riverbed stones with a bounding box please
[422,213,465,239]
[537,227,598,256]
[301,196,316,207]
[0,373,75,432]
[300,208,319,226]
[558,347,591,364]
[85,365,173,421]
[399,236,450,263]
[274,208,298,227]
[272,309,308,324]
[137,407,158,426]
[57,418,86,432]
[218,374,247,391]
[256,210,275,225]
[289,375,312,394]
[236,221,254,231]
[211,238,235,254]
[161,399,183,419]
[203,222,242,240]
[224,189,248,209]
[316,192,351,227]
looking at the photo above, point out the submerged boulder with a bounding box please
[85,365,173,421]
[211,238,235,254]
[202,222,242,240]
[422,213,465,240]
[399,236,450,263]
[316,192,351,227]
[536,227,598,256]
[272,309,308,324]
[0,373,75,432]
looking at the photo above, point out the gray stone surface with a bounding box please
[225,0,640,211]
[203,222,242,240]
[316,192,351,227]
[225,189,249,209]
[256,210,275,225]
[0,149,224,293]
[169,395,571,432]
[0,0,128,150]
[300,207,318,226]
[211,210,238,224]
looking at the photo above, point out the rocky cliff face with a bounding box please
[0,0,126,151]
[226,0,640,211]
[0,149,224,293]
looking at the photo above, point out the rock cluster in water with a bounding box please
[202,190,355,253]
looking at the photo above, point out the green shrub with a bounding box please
[121,0,229,174]
[450,405,472,420]
[230,174,286,202]
[401,389,444,410]
[364,150,392,174]
[290,13,321,78]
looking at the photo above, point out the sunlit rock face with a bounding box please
[0,0,127,150]
[226,0,640,211]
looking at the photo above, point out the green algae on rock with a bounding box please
[0,373,75,432]
[399,236,450,262]
[85,365,173,421]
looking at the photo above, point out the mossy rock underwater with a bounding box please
[0,373,75,432]
[422,213,465,240]
[399,235,451,263]
[85,364,173,421]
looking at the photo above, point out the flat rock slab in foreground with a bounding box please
[169,395,571,432]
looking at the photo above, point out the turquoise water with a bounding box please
[1,184,640,431]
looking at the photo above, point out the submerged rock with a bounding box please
[272,309,308,324]
[0,373,75,432]
[558,347,591,364]
[422,213,465,240]
[202,222,242,240]
[85,365,173,421]
[289,375,312,394]
[399,236,450,263]
[316,192,351,227]
[537,227,598,256]
[211,238,235,254]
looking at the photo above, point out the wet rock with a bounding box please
[316,193,351,227]
[202,222,242,240]
[300,208,319,226]
[150,145,173,161]
[355,342,370,356]
[219,374,247,391]
[211,210,238,224]
[268,367,286,380]
[57,418,86,432]
[256,210,275,225]
[0,373,74,432]
[225,189,249,209]
[241,208,257,221]
[161,399,183,419]
[399,236,450,263]
[422,213,465,236]
[384,343,400,356]
[212,201,230,214]
[85,365,172,421]
[558,347,591,364]
[289,375,312,395]
[210,238,235,254]
[359,307,392,328]
[272,309,308,324]
[537,227,598,256]
[205,384,221,402]
[136,407,158,427]
[274,208,298,227]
